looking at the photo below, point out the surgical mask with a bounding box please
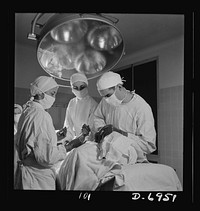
[72,87,88,99]
[105,89,127,107]
[39,93,55,109]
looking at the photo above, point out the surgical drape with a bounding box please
[58,142,125,190]
[93,93,156,162]
[15,101,66,190]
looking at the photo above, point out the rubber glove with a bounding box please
[95,124,127,143]
[64,124,90,152]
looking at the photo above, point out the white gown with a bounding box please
[15,101,67,190]
[93,92,157,162]
[63,94,98,141]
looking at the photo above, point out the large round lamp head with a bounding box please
[33,13,125,81]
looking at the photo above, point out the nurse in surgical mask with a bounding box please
[62,73,98,142]
[15,76,67,190]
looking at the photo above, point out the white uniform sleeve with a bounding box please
[93,99,106,131]
[127,103,156,154]
[88,100,98,128]
[87,99,98,137]
[33,112,67,168]
[63,101,75,141]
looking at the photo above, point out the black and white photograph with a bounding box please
[7,12,196,205]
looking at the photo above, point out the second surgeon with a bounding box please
[59,73,98,149]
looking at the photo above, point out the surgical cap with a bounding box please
[30,76,58,96]
[70,73,88,86]
[97,71,124,90]
[14,104,22,113]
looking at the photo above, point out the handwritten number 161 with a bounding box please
[79,192,91,200]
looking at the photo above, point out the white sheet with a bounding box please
[98,132,138,165]
[58,142,124,190]
[57,141,182,191]
[112,163,182,191]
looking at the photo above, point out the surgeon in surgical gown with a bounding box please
[14,76,67,190]
[94,71,157,162]
[62,73,98,142]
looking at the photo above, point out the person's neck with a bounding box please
[76,94,89,100]
[122,91,133,103]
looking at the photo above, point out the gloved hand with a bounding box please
[81,124,90,137]
[57,127,67,140]
[95,124,113,143]
[64,134,85,152]
[64,124,90,152]
[95,125,128,143]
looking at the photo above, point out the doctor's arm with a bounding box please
[127,105,157,154]
[63,104,75,142]
[33,125,67,168]
[93,100,107,132]
[93,100,128,142]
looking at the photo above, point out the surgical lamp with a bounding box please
[28,13,125,81]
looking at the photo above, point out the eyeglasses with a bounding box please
[72,85,87,91]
